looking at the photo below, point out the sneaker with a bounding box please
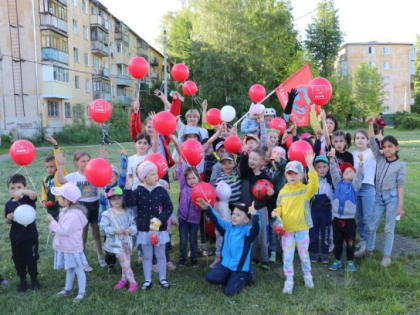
[282,279,294,294]
[57,289,70,296]
[152,265,158,273]
[128,282,138,293]
[304,275,314,289]
[73,294,84,302]
[328,260,342,271]
[114,280,126,290]
[269,251,276,263]
[210,257,221,269]
[83,265,93,272]
[321,255,329,264]
[347,260,357,271]
[98,255,107,268]
[167,261,176,271]
[17,280,27,292]
[178,259,186,266]
[190,259,199,267]
[354,241,366,257]
[261,262,270,271]
[310,253,319,263]
[381,256,391,267]
[31,278,41,290]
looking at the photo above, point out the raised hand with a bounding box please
[305,151,315,169]
[366,116,374,124]
[45,135,58,146]
[327,148,336,161]
[248,202,256,216]
[196,198,210,210]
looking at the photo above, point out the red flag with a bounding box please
[275,64,313,126]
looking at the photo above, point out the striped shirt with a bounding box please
[216,170,242,204]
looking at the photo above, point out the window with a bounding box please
[383,61,390,70]
[73,0,77,7]
[368,46,376,54]
[111,84,116,97]
[85,79,91,92]
[93,55,100,69]
[369,61,376,68]
[383,75,391,86]
[75,75,80,89]
[83,26,89,40]
[48,0,67,20]
[382,47,390,55]
[53,65,69,82]
[41,30,68,52]
[47,101,59,117]
[82,0,87,13]
[73,47,79,63]
[84,53,89,66]
[340,60,348,76]
[64,102,71,118]
[72,19,78,34]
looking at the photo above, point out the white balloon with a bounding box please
[220,105,236,122]
[14,204,36,227]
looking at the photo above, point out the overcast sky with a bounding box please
[98,0,419,52]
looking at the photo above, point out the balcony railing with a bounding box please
[57,0,67,5]
[150,58,159,67]
[117,95,133,106]
[116,75,132,86]
[90,15,109,32]
[92,67,110,78]
[41,81,72,99]
[40,13,68,34]
[93,91,111,101]
[91,41,109,56]
[42,47,69,64]
[115,31,129,43]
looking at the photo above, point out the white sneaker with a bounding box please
[83,265,93,272]
[304,276,314,289]
[282,279,294,294]
[73,293,84,302]
[381,256,391,267]
[269,251,276,263]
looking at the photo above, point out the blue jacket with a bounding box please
[240,115,259,135]
[206,206,260,272]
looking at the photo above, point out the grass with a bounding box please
[0,128,419,314]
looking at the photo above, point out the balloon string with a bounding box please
[23,167,45,208]
[14,166,24,174]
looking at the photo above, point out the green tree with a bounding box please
[304,0,343,78]
[352,62,384,118]
[327,74,357,127]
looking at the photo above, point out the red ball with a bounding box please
[249,84,266,103]
[206,108,221,126]
[182,80,198,96]
[150,233,158,245]
[171,63,189,82]
[85,158,112,187]
[307,77,332,106]
[128,56,148,79]
[145,153,168,179]
[89,99,112,123]
[191,182,217,207]
[269,117,287,134]
[153,111,177,136]
[273,224,286,236]
[180,139,204,166]
[288,140,314,167]
[252,179,274,201]
[9,140,36,166]
[224,136,242,154]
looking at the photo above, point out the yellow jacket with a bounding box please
[41,148,67,202]
[275,170,319,233]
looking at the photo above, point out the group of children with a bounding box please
[2,88,406,298]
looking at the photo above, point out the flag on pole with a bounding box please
[275,64,313,126]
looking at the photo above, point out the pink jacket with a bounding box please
[49,206,88,253]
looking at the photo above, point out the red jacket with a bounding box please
[130,110,142,141]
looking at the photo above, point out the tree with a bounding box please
[352,62,384,118]
[412,35,420,113]
[304,0,343,78]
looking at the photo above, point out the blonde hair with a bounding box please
[185,109,200,119]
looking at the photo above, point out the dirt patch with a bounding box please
[375,233,420,257]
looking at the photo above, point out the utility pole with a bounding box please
[163,29,168,98]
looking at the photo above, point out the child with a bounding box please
[274,153,318,294]
[328,149,364,271]
[127,132,152,190]
[214,153,242,204]
[309,155,333,264]
[331,130,353,167]
[352,129,377,257]
[264,108,276,127]
[100,187,138,291]
[5,174,40,292]
[176,166,202,266]
[47,183,88,301]
[124,161,173,290]
[240,108,260,136]
[210,182,232,268]
[365,118,406,267]
[57,151,106,270]
[197,199,260,296]
[320,111,339,153]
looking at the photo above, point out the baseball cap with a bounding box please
[215,140,225,152]
[51,182,81,203]
[220,153,235,162]
[285,161,304,174]
[314,155,329,165]
[107,186,123,198]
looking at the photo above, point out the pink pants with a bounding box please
[281,230,311,280]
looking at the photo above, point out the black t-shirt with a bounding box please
[336,151,354,168]
[4,196,38,244]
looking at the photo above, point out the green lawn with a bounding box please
[0,128,419,314]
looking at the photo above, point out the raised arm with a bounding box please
[56,151,68,184]
[201,99,208,125]
[328,149,341,188]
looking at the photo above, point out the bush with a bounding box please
[393,112,420,129]
[0,134,11,147]
[52,123,102,145]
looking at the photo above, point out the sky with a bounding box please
[98,0,420,52]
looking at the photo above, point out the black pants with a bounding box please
[332,218,356,261]
[11,239,39,280]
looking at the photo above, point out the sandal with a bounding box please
[141,281,152,291]
[159,279,170,289]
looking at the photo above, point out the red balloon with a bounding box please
[153,111,177,136]
[252,179,274,201]
[273,224,286,236]
[150,233,158,245]
[180,139,204,166]
[128,56,148,79]
[269,117,287,134]
[182,80,198,96]
[249,84,266,103]
[85,158,112,187]
[191,182,217,207]
[171,63,189,82]
[9,140,36,166]
[89,99,112,123]
[288,140,314,167]
[307,77,332,106]
[145,153,168,179]
[206,108,221,126]
[285,136,293,149]
[224,136,242,154]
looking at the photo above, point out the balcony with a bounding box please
[41,81,72,99]
[42,47,69,64]
[57,0,67,5]
[93,91,111,101]
[137,47,148,58]
[91,41,109,56]
[116,75,132,86]
[40,13,68,35]
[90,15,109,32]
[115,31,129,43]
[150,58,159,67]
[117,95,133,106]
[92,67,110,78]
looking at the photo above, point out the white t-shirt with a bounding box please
[127,153,149,189]
[65,172,99,203]
[353,148,376,185]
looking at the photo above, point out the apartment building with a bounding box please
[0,0,170,136]
[336,42,416,113]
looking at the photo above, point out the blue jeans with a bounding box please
[356,184,376,241]
[309,210,331,256]
[206,264,249,296]
[366,190,399,256]
[179,219,199,261]
[267,219,277,253]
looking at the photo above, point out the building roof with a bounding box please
[340,41,413,49]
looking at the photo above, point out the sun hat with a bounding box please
[51,182,81,203]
